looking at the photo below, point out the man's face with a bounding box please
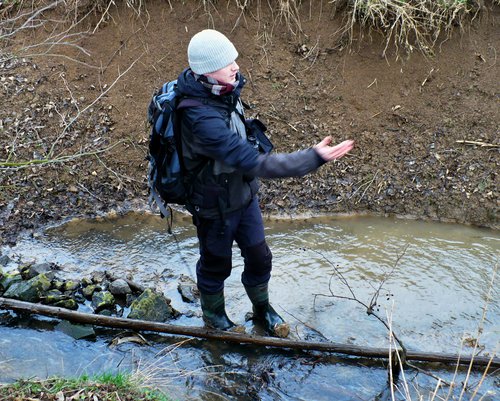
[205,61,239,84]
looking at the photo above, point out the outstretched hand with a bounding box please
[314,137,354,162]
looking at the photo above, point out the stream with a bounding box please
[0,213,498,400]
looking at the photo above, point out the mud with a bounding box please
[0,1,498,246]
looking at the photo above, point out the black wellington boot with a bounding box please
[200,291,236,331]
[244,283,290,338]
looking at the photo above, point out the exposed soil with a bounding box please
[0,1,499,246]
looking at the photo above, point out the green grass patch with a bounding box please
[0,372,172,401]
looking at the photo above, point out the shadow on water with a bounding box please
[1,213,499,400]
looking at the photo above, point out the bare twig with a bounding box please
[311,245,409,355]
[421,67,437,89]
[47,53,144,159]
[406,361,453,387]
[6,53,100,69]
[368,244,409,316]
[0,140,127,170]
[349,170,380,204]
[0,0,64,39]
[456,140,499,148]
[367,78,377,88]
[260,111,298,132]
[92,0,117,34]
[21,32,92,56]
[76,182,104,202]
[280,307,330,341]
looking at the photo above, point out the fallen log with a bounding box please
[0,297,497,369]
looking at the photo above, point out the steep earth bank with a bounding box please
[0,1,498,246]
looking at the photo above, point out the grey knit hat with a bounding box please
[188,29,238,75]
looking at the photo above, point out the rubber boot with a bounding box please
[244,283,290,338]
[200,291,235,331]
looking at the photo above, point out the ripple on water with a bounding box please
[1,214,498,399]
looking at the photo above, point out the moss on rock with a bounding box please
[3,273,51,302]
[128,289,178,322]
[91,290,115,313]
[0,272,22,294]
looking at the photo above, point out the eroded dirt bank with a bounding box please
[0,1,498,246]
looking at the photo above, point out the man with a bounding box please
[176,29,354,337]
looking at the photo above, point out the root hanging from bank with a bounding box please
[2,1,496,61]
[316,0,489,58]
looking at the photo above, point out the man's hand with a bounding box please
[314,137,354,162]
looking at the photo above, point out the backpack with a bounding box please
[146,80,230,233]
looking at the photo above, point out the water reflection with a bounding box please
[1,213,498,400]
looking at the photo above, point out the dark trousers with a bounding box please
[193,197,272,294]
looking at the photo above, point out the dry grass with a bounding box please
[386,264,499,401]
[130,339,240,400]
[1,1,495,58]
[216,0,494,57]
[331,0,486,57]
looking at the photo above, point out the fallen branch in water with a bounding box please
[313,245,409,356]
[0,297,497,369]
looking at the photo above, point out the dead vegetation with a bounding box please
[327,0,497,57]
[1,1,497,58]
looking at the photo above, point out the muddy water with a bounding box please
[1,214,498,400]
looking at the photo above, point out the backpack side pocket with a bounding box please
[246,118,274,154]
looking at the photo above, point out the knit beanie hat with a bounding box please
[188,29,238,75]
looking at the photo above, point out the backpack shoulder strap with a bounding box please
[177,95,233,126]
[177,97,203,109]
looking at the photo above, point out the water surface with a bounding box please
[1,213,498,400]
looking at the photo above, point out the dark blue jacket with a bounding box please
[176,68,325,219]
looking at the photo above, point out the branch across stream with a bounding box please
[1,297,497,369]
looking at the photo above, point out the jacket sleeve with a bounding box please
[248,148,326,178]
[188,107,326,178]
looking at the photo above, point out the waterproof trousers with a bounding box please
[193,196,272,294]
